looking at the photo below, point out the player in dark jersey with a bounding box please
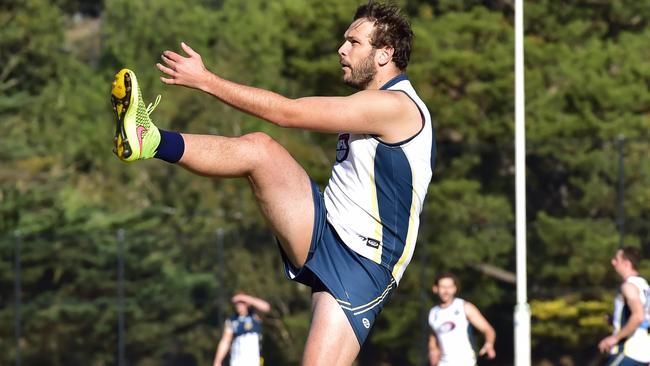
[213,293,270,366]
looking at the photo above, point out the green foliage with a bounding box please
[531,297,610,348]
[0,0,64,97]
[533,213,619,286]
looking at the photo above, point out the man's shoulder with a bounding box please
[626,275,649,285]
[621,281,644,300]
[429,304,442,314]
[623,276,649,293]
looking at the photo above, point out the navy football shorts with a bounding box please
[279,180,395,345]
[606,354,650,366]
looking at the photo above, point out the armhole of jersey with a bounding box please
[430,307,439,326]
[372,90,426,147]
[457,298,467,316]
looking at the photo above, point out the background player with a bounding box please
[598,247,650,366]
[213,292,270,366]
[428,273,496,366]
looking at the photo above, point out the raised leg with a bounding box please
[178,132,314,268]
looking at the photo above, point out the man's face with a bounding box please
[234,301,248,316]
[611,249,629,277]
[338,19,378,90]
[435,277,457,303]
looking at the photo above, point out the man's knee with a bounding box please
[240,132,278,166]
[242,131,274,145]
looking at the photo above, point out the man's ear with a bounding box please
[432,285,439,294]
[377,46,394,66]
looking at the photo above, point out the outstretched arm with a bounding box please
[464,301,496,359]
[213,321,234,366]
[598,282,645,353]
[232,293,271,313]
[156,43,421,142]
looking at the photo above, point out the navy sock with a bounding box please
[154,129,185,163]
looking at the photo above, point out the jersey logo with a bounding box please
[244,319,253,331]
[437,321,456,334]
[362,318,370,329]
[336,133,350,163]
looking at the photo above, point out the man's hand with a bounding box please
[428,349,440,366]
[157,42,211,91]
[598,335,618,353]
[479,342,496,359]
[231,293,250,305]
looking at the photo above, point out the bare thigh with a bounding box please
[302,291,360,366]
[178,132,314,267]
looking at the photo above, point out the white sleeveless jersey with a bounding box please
[428,298,476,366]
[323,74,435,284]
[611,275,650,362]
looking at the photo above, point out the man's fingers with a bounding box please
[156,63,176,77]
[160,76,176,85]
[160,54,176,69]
[181,42,199,57]
[163,50,183,62]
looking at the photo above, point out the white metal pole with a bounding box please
[514,0,531,365]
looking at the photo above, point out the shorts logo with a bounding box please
[362,318,370,329]
[366,237,380,249]
[336,133,350,163]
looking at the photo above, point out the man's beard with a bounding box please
[344,49,377,90]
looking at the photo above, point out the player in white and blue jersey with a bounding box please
[599,247,650,366]
[428,273,496,366]
[110,2,434,364]
[213,293,270,366]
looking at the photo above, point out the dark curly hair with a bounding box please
[435,272,460,289]
[354,2,414,71]
[620,246,642,270]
